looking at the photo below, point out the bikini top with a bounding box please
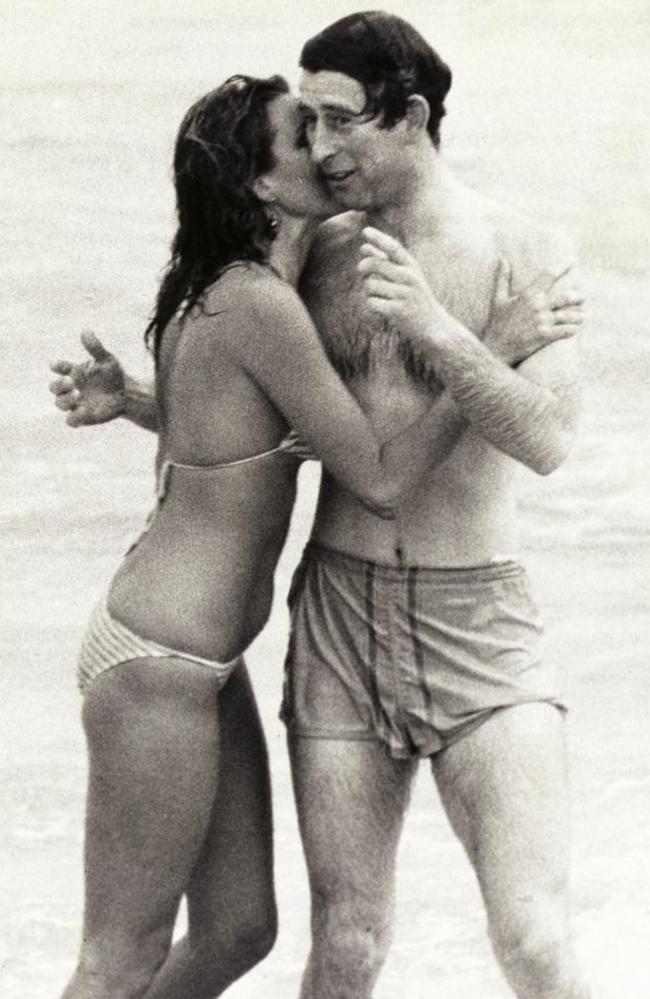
[156,430,315,500]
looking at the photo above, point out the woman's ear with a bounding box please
[406,94,430,134]
[252,174,276,203]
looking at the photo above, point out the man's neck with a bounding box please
[365,156,459,246]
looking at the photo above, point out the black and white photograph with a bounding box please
[2,2,649,996]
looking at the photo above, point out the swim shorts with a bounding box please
[77,592,239,695]
[281,542,565,758]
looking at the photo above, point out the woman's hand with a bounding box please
[484,259,585,366]
[358,227,585,368]
[49,331,127,426]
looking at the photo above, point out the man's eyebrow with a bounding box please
[297,100,365,117]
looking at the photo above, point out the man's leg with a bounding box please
[432,703,590,999]
[289,736,416,999]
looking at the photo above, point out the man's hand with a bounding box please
[49,331,126,427]
[357,226,446,341]
[484,260,584,367]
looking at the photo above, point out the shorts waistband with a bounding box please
[302,541,524,585]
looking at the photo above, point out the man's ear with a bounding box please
[252,174,275,203]
[406,94,430,134]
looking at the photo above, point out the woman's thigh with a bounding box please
[80,656,224,953]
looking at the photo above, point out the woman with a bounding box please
[57,75,574,999]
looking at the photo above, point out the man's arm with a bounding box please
[49,331,159,432]
[360,228,583,475]
[421,326,580,475]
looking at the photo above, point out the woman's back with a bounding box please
[108,266,304,660]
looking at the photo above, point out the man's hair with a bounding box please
[300,11,452,147]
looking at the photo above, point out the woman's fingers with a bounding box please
[49,359,73,376]
[49,373,75,395]
[546,324,580,340]
[552,307,584,325]
[54,389,80,411]
[549,288,585,310]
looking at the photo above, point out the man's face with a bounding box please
[298,70,408,211]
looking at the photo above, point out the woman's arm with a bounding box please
[217,276,473,518]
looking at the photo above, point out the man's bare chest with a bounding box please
[305,238,497,387]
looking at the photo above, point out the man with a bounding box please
[50,13,589,998]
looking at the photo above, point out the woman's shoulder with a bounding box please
[197,263,307,354]
[203,262,300,315]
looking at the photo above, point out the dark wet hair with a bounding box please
[145,74,289,362]
[300,11,451,146]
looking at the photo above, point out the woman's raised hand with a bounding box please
[484,259,584,366]
[49,331,126,426]
[358,226,585,368]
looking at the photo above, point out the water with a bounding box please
[1,1,649,996]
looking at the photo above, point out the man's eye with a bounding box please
[329,114,353,130]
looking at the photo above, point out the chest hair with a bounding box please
[304,236,496,390]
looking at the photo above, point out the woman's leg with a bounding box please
[61,655,227,999]
[144,662,277,999]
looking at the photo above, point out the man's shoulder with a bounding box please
[482,197,577,288]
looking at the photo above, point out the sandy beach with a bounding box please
[2,1,649,996]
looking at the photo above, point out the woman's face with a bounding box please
[262,93,336,220]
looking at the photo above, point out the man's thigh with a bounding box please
[289,735,416,909]
[432,703,571,927]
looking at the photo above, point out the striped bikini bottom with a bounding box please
[77,593,239,695]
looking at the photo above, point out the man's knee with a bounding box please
[312,896,393,984]
[490,899,575,989]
